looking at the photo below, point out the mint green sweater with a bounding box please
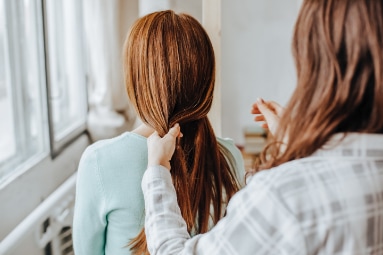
[73,132,245,255]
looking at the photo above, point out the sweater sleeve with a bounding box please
[73,147,107,255]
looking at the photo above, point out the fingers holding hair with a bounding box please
[166,123,183,139]
[147,123,182,170]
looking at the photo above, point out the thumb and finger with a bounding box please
[254,98,283,136]
[266,101,284,115]
[251,99,283,115]
[148,124,182,141]
[256,98,278,121]
[165,123,183,139]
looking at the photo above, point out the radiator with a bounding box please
[0,173,77,255]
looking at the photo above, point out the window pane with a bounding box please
[0,0,16,164]
[45,0,87,144]
[0,0,47,183]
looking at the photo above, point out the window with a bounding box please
[0,0,87,184]
[0,0,48,184]
[44,0,88,155]
[0,0,15,165]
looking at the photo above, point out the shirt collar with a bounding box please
[310,133,383,159]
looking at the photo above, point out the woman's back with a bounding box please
[246,133,383,254]
[73,131,244,255]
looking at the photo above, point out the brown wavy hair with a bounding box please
[123,10,240,254]
[255,0,383,172]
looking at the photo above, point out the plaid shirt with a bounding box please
[142,133,383,255]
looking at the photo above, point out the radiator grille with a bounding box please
[44,224,74,255]
[59,227,73,255]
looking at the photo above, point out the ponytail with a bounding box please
[129,118,239,254]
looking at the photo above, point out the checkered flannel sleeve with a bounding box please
[142,165,306,255]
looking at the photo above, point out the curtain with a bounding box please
[83,0,139,141]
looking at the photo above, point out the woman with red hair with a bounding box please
[73,10,244,255]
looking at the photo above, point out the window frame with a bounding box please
[41,0,88,158]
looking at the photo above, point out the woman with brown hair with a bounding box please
[73,11,244,255]
[142,0,383,254]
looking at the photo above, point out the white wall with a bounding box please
[221,0,300,145]
[170,0,202,22]
[139,0,202,21]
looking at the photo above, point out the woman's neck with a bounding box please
[132,123,155,138]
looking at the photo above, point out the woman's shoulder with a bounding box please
[216,137,239,153]
[217,137,246,184]
[74,132,147,252]
[85,131,146,156]
[78,131,148,187]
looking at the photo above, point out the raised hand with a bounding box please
[252,98,284,136]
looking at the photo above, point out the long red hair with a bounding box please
[123,10,240,254]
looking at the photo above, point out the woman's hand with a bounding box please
[147,123,182,170]
[252,98,284,136]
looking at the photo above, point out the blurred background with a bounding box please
[0,0,299,254]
